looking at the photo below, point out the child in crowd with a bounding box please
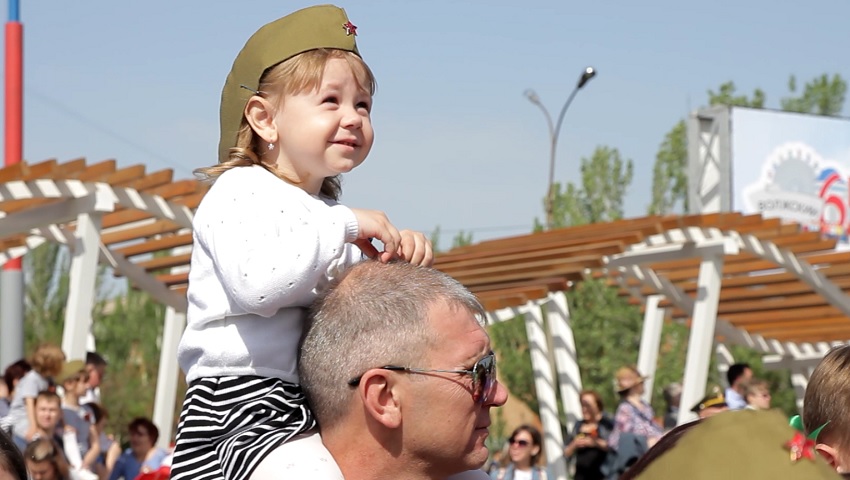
[58,360,99,473]
[743,378,771,410]
[6,344,64,448]
[804,344,850,474]
[0,359,30,420]
[171,5,433,480]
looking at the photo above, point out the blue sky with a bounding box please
[18,0,850,250]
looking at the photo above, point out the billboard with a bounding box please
[732,107,850,247]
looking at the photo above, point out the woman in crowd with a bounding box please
[490,425,550,480]
[107,418,167,480]
[564,390,613,480]
[24,438,70,480]
[607,366,663,478]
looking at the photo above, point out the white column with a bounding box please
[715,343,734,387]
[525,306,568,480]
[637,295,664,404]
[546,292,583,432]
[677,254,724,425]
[152,307,186,448]
[62,211,103,361]
[790,366,811,414]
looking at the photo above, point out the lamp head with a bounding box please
[577,66,596,89]
[524,88,542,106]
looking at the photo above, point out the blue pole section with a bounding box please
[8,0,18,22]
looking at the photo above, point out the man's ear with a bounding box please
[359,370,402,429]
[815,443,841,471]
[243,95,278,145]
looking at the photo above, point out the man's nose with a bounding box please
[486,380,509,407]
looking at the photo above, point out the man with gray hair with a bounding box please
[299,260,508,480]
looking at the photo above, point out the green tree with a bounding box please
[451,230,473,249]
[23,243,70,351]
[429,225,442,253]
[545,146,634,228]
[566,278,643,410]
[648,121,688,215]
[93,287,167,438]
[781,74,847,116]
[706,81,766,109]
[489,316,537,413]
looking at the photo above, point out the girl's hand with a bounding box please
[397,230,434,267]
[351,209,401,263]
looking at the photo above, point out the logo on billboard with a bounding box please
[743,142,849,243]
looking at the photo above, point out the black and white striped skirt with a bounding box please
[169,376,315,480]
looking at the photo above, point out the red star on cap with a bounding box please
[343,21,357,36]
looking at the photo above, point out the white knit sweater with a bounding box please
[178,166,360,384]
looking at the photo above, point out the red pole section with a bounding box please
[4,20,22,271]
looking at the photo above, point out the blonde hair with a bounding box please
[743,378,769,398]
[28,344,65,379]
[198,48,376,200]
[804,345,850,449]
[24,438,69,480]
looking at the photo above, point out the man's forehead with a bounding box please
[429,304,490,357]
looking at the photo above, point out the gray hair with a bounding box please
[299,260,484,429]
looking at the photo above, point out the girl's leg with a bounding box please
[250,431,343,480]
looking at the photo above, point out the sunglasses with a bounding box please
[509,439,530,447]
[348,352,497,404]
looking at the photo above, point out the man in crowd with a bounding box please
[690,389,728,419]
[723,363,752,410]
[298,261,508,480]
[80,352,107,405]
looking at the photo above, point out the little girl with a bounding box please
[170,5,432,480]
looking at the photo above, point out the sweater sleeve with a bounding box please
[196,168,359,316]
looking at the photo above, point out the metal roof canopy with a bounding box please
[3,158,850,466]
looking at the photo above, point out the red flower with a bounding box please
[785,432,816,462]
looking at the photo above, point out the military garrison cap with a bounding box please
[635,410,840,479]
[56,359,86,384]
[690,390,727,414]
[218,4,360,163]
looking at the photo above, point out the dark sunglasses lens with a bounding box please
[474,354,496,403]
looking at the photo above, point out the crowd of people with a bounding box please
[0,348,169,480]
[483,353,849,479]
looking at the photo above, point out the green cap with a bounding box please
[218,4,360,163]
[56,359,86,384]
[636,410,840,479]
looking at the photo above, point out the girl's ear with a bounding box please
[244,95,278,145]
[815,442,841,471]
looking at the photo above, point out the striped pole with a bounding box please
[1,0,24,369]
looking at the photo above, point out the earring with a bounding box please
[268,143,274,151]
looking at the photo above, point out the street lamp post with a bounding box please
[525,66,597,230]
